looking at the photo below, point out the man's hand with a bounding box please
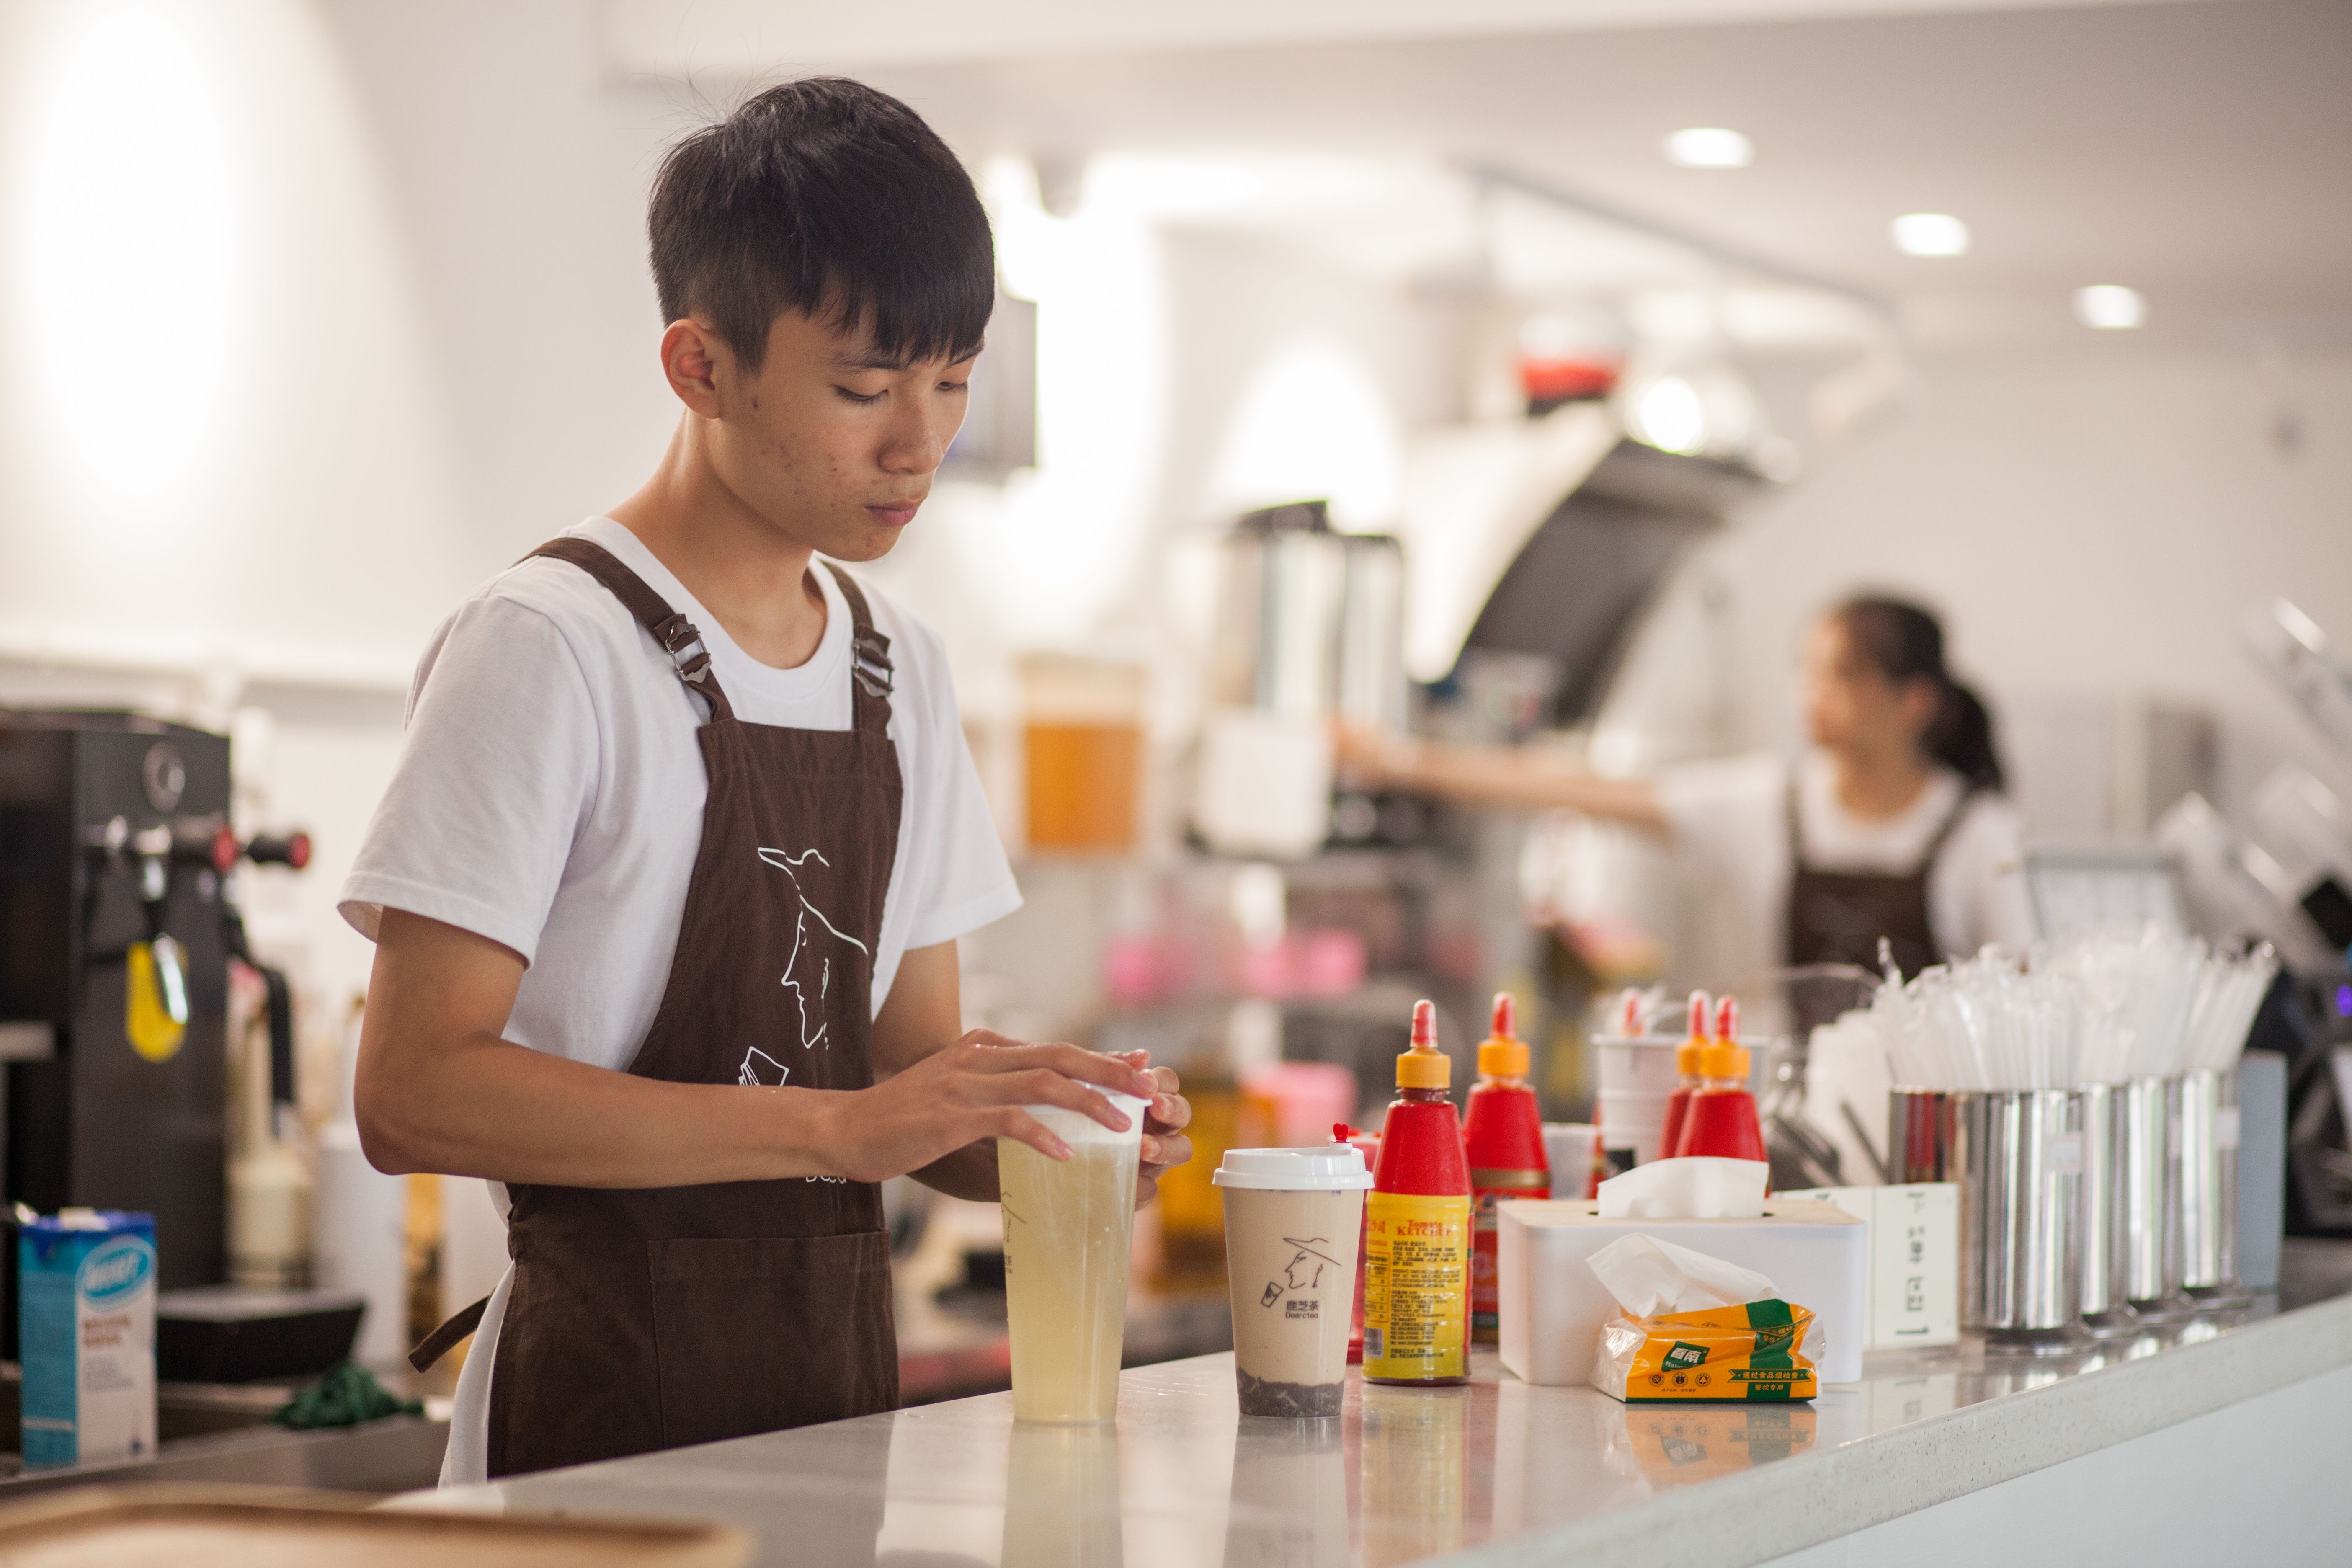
[829,1030,1156,1185]
[1117,1051,1193,1207]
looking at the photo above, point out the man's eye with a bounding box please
[939,379,970,395]
[835,387,884,405]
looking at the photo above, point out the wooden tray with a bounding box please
[0,1485,749,1567]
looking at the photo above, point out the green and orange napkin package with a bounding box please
[1587,1233,1819,1403]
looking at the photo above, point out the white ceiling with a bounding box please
[615,0,2352,348]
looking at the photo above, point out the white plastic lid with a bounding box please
[1019,1091,1148,1148]
[1212,1146,1373,1191]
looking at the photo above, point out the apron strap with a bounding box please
[410,1293,490,1373]
[528,537,737,723]
[822,561,895,735]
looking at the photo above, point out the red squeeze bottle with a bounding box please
[1658,990,1711,1163]
[1362,1000,1473,1385]
[1464,993,1549,1345]
[1677,997,1766,1163]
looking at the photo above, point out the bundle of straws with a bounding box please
[1851,928,2275,1093]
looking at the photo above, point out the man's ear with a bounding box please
[660,318,727,419]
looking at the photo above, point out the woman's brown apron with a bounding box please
[410,536,903,1477]
[1784,780,1978,1034]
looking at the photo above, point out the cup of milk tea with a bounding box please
[1214,1146,1373,1416]
[999,1088,1149,1423]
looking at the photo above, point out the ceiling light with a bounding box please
[1633,376,1708,455]
[2074,284,2147,330]
[1890,213,1969,258]
[1663,128,1753,169]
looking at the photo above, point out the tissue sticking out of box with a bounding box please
[1588,1233,1777,1318]
[1595,1157,1768,1220]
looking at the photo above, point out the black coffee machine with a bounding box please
[0,712,306,1352]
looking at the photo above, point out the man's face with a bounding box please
[700,307,976,561]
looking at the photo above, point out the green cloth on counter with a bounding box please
[273,1359,425,1429]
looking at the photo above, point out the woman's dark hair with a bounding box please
[1832,595,2006,792]
[647,77,994,374]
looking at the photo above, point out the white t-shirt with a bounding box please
[338,516,1020,1484]
[1654,750,2034,1003]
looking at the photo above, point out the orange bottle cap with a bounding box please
[1699,1041,1750,1080]
[1398,998,1452,1090]
[1479,991,1528,1078]
[1675,1039,1706,1075]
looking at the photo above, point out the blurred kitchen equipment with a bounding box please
[1022,656,1146,854]
[0,715,234,1351]
[2242,597,2352,757]
[1196,501,1404,859]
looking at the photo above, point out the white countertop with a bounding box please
[403,1242,2352,1567]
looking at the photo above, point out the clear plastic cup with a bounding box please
[999,1090,1148,1423]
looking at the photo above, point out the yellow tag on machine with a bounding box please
[1593,1298,1818,1403]
[125,935,189,1063]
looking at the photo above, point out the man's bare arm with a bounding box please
[354,910,1153,1187]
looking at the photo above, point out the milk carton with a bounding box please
[18,1209,157,1467]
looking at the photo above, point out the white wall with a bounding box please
[1712,345,2352,819]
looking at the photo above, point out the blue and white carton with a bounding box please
[18,1209,157,1467]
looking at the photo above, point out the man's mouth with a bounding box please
[866,500,922,527]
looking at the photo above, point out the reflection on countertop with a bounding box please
[399,1240,2352,1568]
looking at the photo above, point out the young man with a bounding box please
[341,78,1191,1484]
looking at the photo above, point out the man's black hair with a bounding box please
[649,77,993,373]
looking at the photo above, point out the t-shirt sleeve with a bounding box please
[338,593,600,965]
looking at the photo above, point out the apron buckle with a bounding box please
[852,629,894,699]
[653,613,713,685]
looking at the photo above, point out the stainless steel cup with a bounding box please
[2077,1081,2130,1330]
[2118,1075,2181,1315]
[2177,1067,2250,1307]
[1889,1088,2084,1338]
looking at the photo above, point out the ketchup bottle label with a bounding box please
[1362,1191,1471,1381]
[1469,1171,1549,1334]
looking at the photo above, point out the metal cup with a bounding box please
[1889,1088,2084,1340]
[2117,1075,2181,1316]
[2077,1081,2131,1331]
[2177,1068,2250,1308]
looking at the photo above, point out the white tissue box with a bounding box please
[1777,1185,1959,1351]
[1496,1199,1867,1386]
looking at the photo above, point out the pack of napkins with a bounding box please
[1586,1233,1820,1403]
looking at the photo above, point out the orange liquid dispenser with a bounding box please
[1463,993,1549,1344]
[1657,990,1711,1163]
[1676,995,1766,1164]
[1362,1000,1472,1385]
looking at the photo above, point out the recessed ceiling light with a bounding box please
[1891,213,1969,257]
[1664,128,1753,170]
[2074,285,2146,330]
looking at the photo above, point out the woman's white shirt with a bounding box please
[1653,751,2035,994]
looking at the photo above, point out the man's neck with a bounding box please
[1831,745,1934,822]
[607,421,828,671]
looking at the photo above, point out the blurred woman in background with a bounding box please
[1339,595,2034,1030]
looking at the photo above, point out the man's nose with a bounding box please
[879,399,949,475]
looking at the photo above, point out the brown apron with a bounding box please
[410,537,903,1477]
[1784,779,1978,1034]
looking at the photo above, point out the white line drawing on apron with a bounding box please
[738,847,872,1086]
